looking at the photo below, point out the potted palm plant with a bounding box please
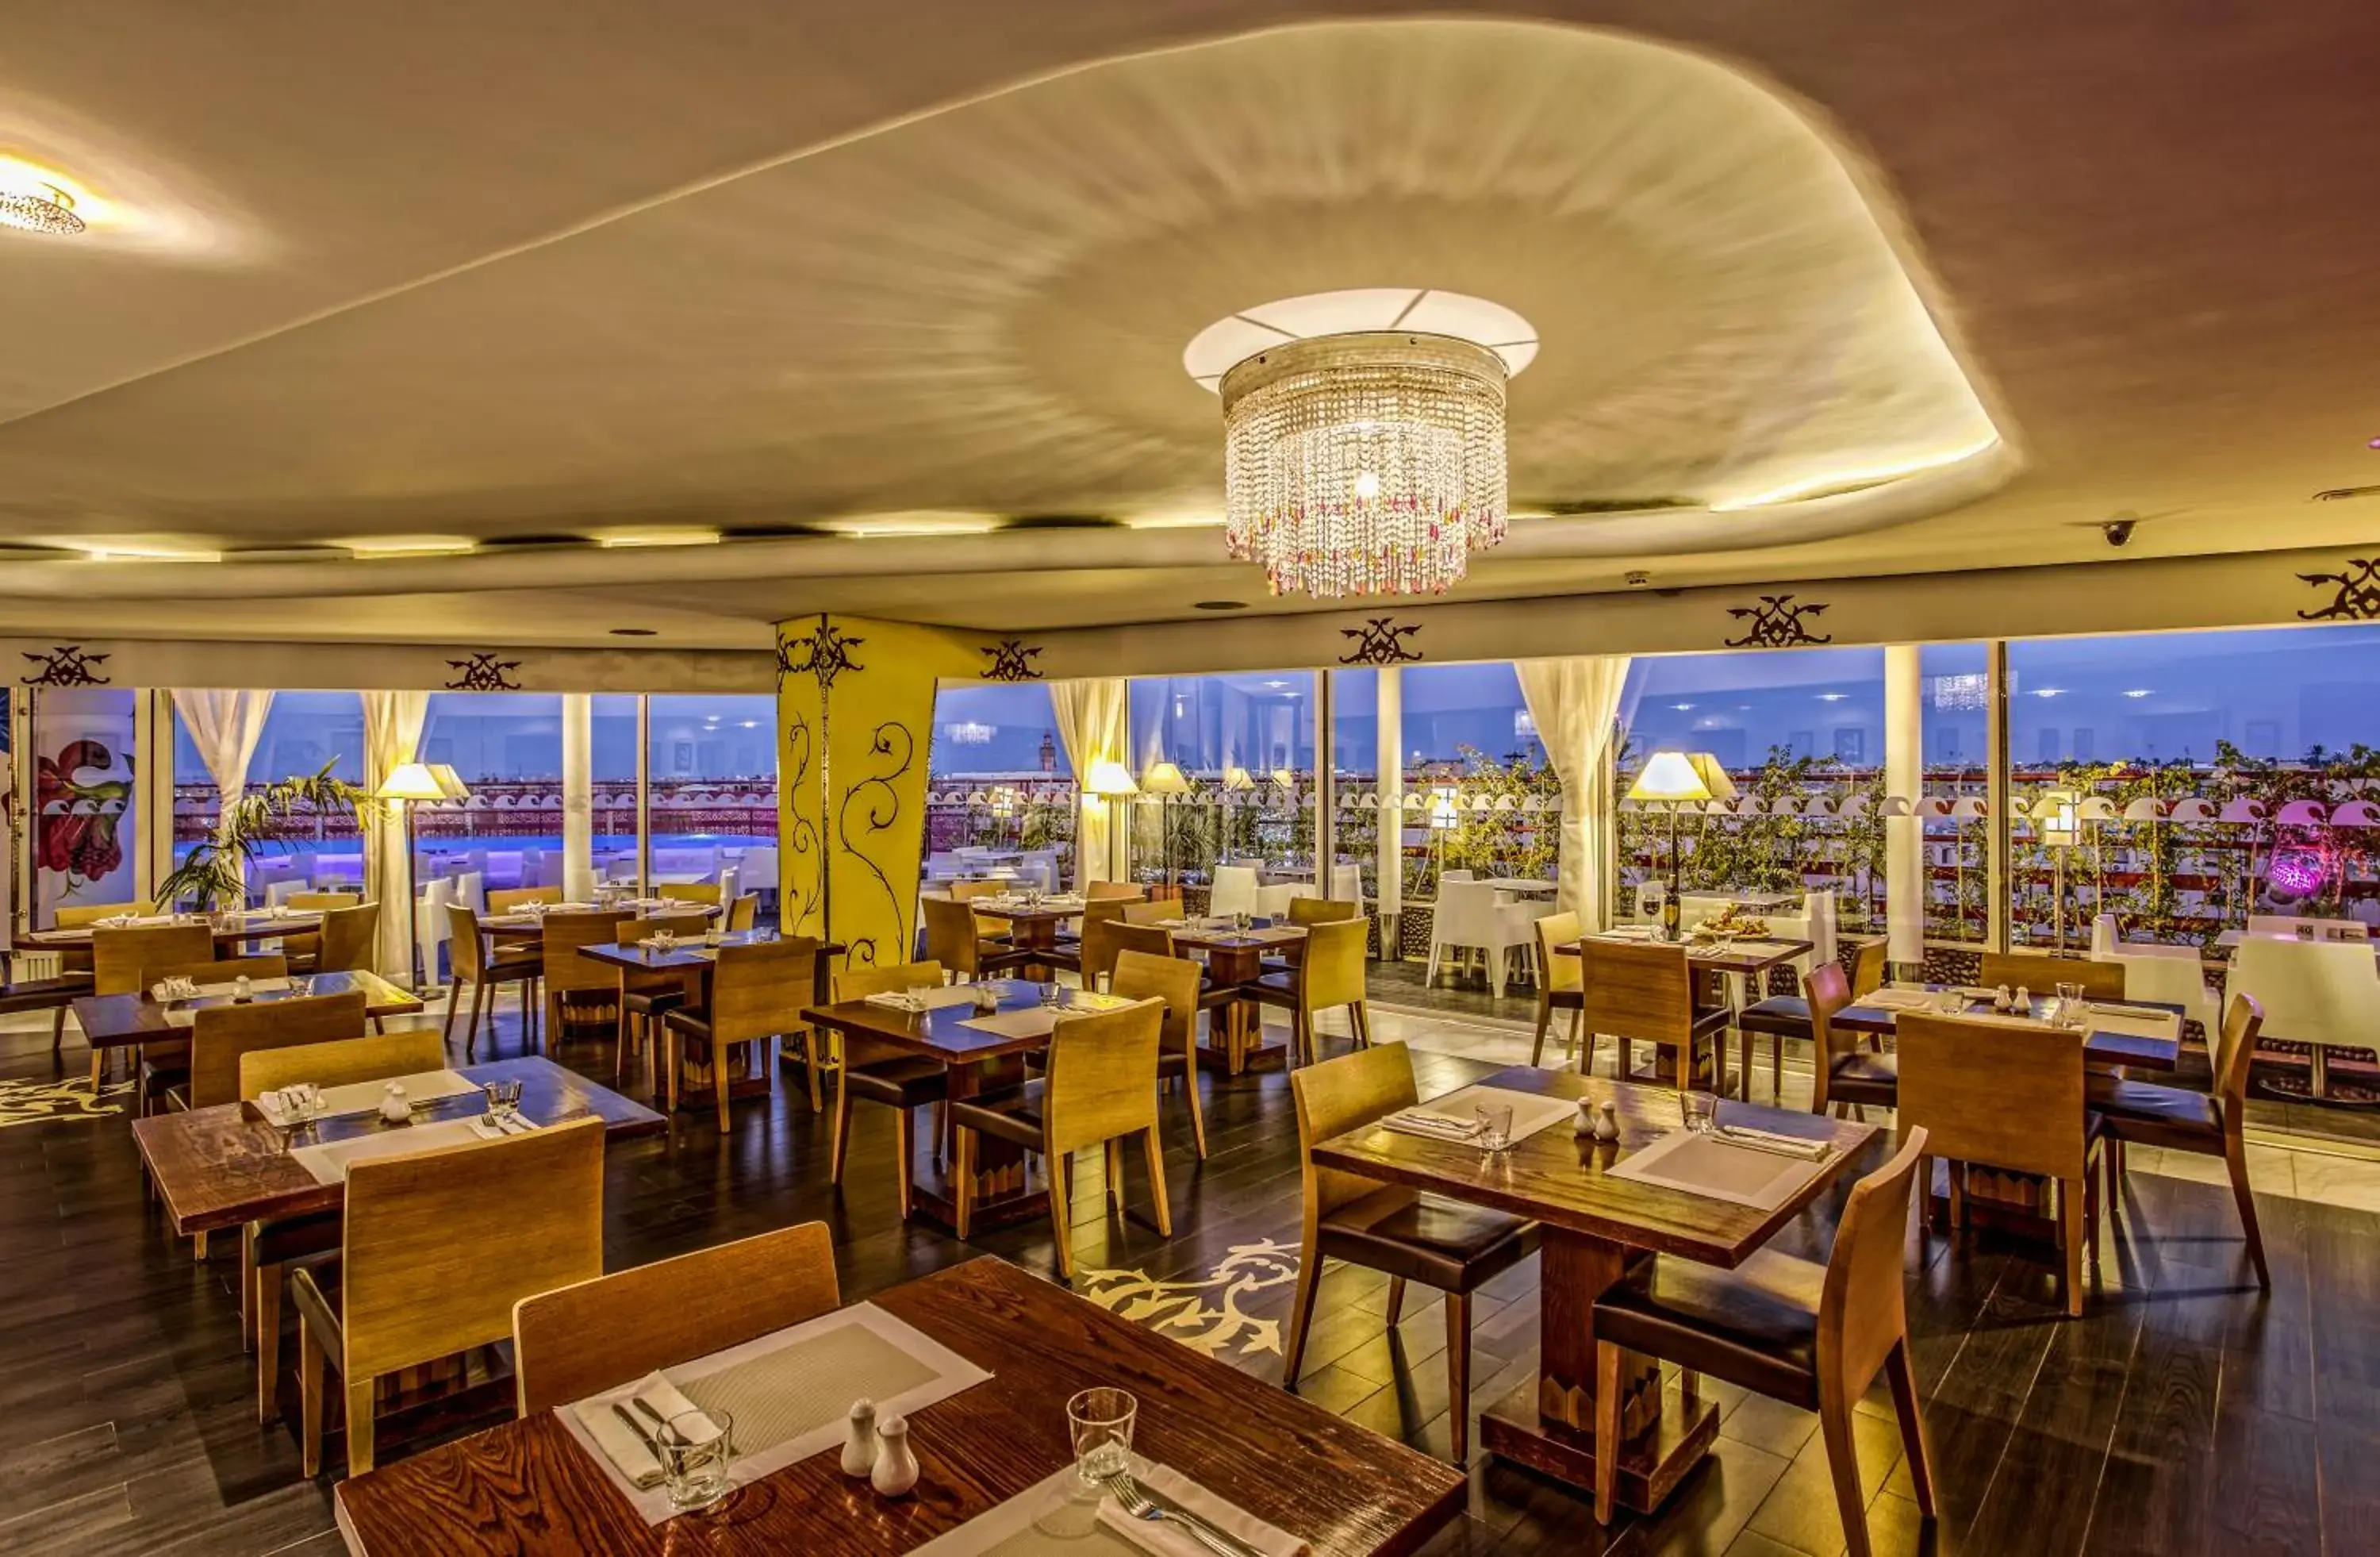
[157,762,374,911]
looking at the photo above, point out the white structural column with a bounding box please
[1376,667,1403,947]
[1884,644,1925,967]
[561,694,594,900]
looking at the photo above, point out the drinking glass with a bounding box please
[1040,980,1065,1009]
[1679,1090,1719,1134]
[482,1078,524,1122]
[2055,981,2086,1028]
[1067,1387,1137,1486]
[658,1408,735,1509]
[1232,911,1251,932]
[1474,1102,1515,1152]
[1933,987,1965,1014]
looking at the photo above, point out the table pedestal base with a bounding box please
[1479,1376,1719,1513]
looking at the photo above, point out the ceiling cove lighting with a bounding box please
[340,534,479,558]
[0,180,84,236]
[1710,434,2001,510]
[591,527,721,548]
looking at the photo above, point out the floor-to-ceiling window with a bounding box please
[416,692,565,895]
[1922,643,1990,942]
[1127,672,1316,889]
[1395,663,1550,901]
[647,694,776,913]
[925,683,1073,890]
[168,691,367,898]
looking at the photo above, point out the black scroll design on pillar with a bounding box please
[2297,559,2380,621]
[1722,594,1833,648]
[779,716,825,936]
[778,616,867,955]
[19,645,111,686]
[835,721,916,971]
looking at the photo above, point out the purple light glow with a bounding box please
[2267,849,2325,897]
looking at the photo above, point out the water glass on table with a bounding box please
[1474,1101,1515,1152]
[481,1078,524,1123]
[1067,1387,1137,1486]
[1039,980,1065,1010]
[658,1407,735,1509]
[1679,1090,1719,1135]
[2054,981,2086,1028]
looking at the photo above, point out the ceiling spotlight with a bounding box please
[2033,687,2064,698]
[1670,702,1695,712]
[2123,688,2153,698]
[0,183,85,237]
[1815,692,1848,702]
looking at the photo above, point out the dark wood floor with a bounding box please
[0,1003,2365,1557]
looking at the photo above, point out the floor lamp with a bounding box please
[1083,759,1138,886]
[2028,789,2079,951]
[373,761,465,986]
[1626,752,1733,941]
[1141,760,1188,890]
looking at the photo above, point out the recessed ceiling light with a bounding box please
[591,526,720,548]
[608,627,658,637]
[340,534,478,558]
[1815,692,1848,702]
[1193,600,1247,612]
[1670,702,1695,711]
[2123,688,2153,698]
[738,719,758,729]
[0,182,84,237]
[1262,680,1288,690]
[2033,687,2064,698]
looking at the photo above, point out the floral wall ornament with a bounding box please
[1723,594,1834,648]
[443,652,524,691]
[778,616,866,694]
[2296,558,2380,621]
[978,637,1045,682]
[1337,617,1424,665]
[18,645,110,686]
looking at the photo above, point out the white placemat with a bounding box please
[1864,987,1940,1012]
[288,1117,487,1185]
[960,1008,1060,1040]
[1603,1128,1834,1210]
[1386,1083,1575,1147]
[257,1068,478,1126]
[906,1456,1309,1557]
[154,976,294,1000]
[865,985,983,1013]
[558,1301,992,1526]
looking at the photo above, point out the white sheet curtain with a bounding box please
[171,690,274,850]
[1516,655,1632,930]
[1050,679,1130,888]
[362,691,430,980]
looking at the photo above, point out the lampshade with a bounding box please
[1271,767,1296,789]
[1140,761,1189,796]
[1626,751,1714,805]
[1083,760,1139,798]
[2076,797,2120,821]
[426,763,471,801]
[1223,765,1256,791]
[1686,753,1738,803]
[374,761,450,803]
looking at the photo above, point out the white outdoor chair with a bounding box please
[1427,879,1539,998]
[739,845,780,905]
[2225,936,2380,1097]
[1209,865,1260,919]
[1330,862,1365,907]
[2090,913,2217,1043]
[453,870,485,914]
[414,878,455,986]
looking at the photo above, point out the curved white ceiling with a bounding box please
[0,16,2003,618]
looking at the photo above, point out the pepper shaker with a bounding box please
[870,1414,920,1497]
[1592,1100,1622,1143]
[840,1399,877,1477]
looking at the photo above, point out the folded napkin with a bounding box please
[570,1373,719,1490]
[466,1114,540,1140]
[1863,988,1940,1012]
[1096,1461,1312,1557]
[1380,1109,1484,1143]
[1714,1124,1832,1160]
[863,985,977,1012]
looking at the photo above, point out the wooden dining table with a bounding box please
[1157,919,1303,1074]
[131,1055,665,1239]
[1831,985,2184,1072]
[71,968,426,1059]
[575,932,845,1111]
[933,893,1084,976]
[1557,931,1816,1090]
[24,907,325,951]
[332,1254,1464,1555]
[801,981,1134,1231]
[1313,1065,1878,1515]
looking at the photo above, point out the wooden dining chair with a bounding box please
[443,902,543,1061]
[827,960,954,1219]
[923,894,1031,981]
[90,922,215,1093]
[1247,917,1372,1065]
[512,1221,840,1416]
[486,885,564,914]
[1580,938,1730,1090]
[1806,962,1898,1118]
[1978,952,2125,1001]
[1898,1013,2100,1316]
[536,910,635,1056]
[1592,1129,1937,1555]
[658,881,723,906]
[610,915,696,1092]
[294,1117,605,1477]
[661,936,818,1132]
[1848,936,1889,1000]
[1074,906,1133,992]
[1111,948,1209,1158]
[276,890,359,969]
[131,954,289,1115]
[1282,1042,1539,1463]
[300,902,382,978]
[1528,911,1587,1070]
[948,878,1015,942]
[725,892,761,932]
[950,998,1169,1280]
[2095,993,2269,1286]
[242,1028,447,1098]
[186,988,370,1112]
[1084,881,1148,904]
[1120,900,1176,926]
[1262,895,1365,978]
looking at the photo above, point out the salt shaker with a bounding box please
[378,1082,410,1124]
[1992,983,2013,1012]
[1592,1100,1622,1143]
[870,1414,919,1497]
[2014,985,2031,1015]
[840,1399,877,1477]
[234,974,253,1002]
[1574,1098,1597,1136]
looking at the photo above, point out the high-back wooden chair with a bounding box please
[1282,1042,1538,1463]
[186,990,369,1111]
[294,1117,605,1477]
[2096,993,2269,1286]
[537,910,636,1055]
[288,891,362,910]
[1111,948,1207,1157]
[1121,900,1175,926]
[1249,917,1371,1065]
[1592,1129,1935,1554]
[1107,921,1176,962]
[513,1222,839,1416]
[1849,937,1889,999]
[486,885,563,914]
[825,959,953,1220]
[658,881,723,906]
[1084,881,1147,904]
[1806,961,1897,1117]
[661,936,818,1132]
[1530,911,1586,1069]
[308,902,381,975]
[59,899,156,928]
[278,890,359,970]
[137,953,292,1113]
[443,902,543,1061]
[90,921,216,1094]
[725,892,761,932]
[1978,952,2125,1001]
[923,893,1027,980]
[1580,937,1729,1088]
[1288,896,1362,926]
[1898,1013,2097,1315]
[950,998,1169,1278]
[243,1028,446,1098]
[1077,905,1133,992]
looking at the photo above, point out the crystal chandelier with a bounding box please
[0,183,86,237]
[1219,332,1507,598]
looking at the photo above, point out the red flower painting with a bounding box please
[37,737,127,886]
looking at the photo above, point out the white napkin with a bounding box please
[1864,988,1939,1011]
[1095,1462,1311,1557]
[570,1374,718,1491]
[1380,1109,1484,1143]
[1713,1124,1832,1160]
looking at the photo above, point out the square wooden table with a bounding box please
[802,981,1134,1231]
[72,968,426,1057]
[1831,986,2184,1072]
[25,907,324,952]
[936,893,1086,975]
[130,1055,665,1237]
[1157,920,1303,1074]
[332,1255,1465,1555]
[1313,1065,1877,1514]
